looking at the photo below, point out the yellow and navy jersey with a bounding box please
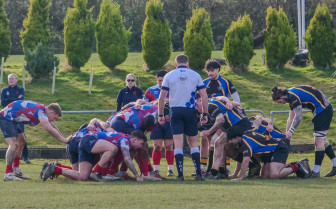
[203,75,237,98]
[249,117,285,139]
[200,100,246,130]
[241,131,280,159]
[287,85,330,116]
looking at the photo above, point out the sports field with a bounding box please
[1,153,335,209]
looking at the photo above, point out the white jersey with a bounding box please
[161,66,205,108]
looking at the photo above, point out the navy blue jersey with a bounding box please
[1,85,25,108]
[203,75,237,98]
[116,86,144,111]
[287,85,330,116]
[249,117,285,139]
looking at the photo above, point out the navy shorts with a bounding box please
[313,104,333,131]
[170,107,198,136]
[150,121,173,140]
[79,135,99,165]
[0,117,23,138]
[66,137,81,164]
[271,139,289,164]
[111,117,135,135]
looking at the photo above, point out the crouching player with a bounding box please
[226,127,311,181]
[41,130,146,182]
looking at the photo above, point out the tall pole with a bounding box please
[301,0,306,49]
[22,64,25,89]
[297,0,302,49]
[89,61,93,94]
[52,61,56,94]
[0,57,4,85]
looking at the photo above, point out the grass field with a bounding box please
[1,153,336,208]
[1,50,336,147]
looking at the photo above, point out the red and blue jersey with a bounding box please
[144,85,169,102]
[0,100,48,125]
[97,131,131,150]
[72,123,104,139]
[113,104,158,130]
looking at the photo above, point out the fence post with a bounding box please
[22,64,25,89]
[89,61,93,94]
[0,57,4,85]
[52,61,56,94]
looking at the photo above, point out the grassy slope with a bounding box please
[1,153,336,209]
[1,50,336,146]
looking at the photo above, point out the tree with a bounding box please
[0,0,11,61]
[264,7,296,69]
[223,15,254,72]
[96,1,130,70]
[141,0,171,71]
[20,0,51,53]
[64,0,95,69]
[183,8,213,70]
[304,4,336,67]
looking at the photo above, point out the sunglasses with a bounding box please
[127,79,135,82]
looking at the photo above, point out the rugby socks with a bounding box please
[12,157,20,171]
[191,147,201,176]
[313,148,325,173]
[93,164,103,174]
[152,150,162,171]
[5,165,13,174]
[57,164,72,170]
[174,148,184,177]
[200,158,207,172]
[219,166,226,174]
[102,167,109,177]
[165,150,174,170]
[325,144,336,166]
[288,163,299,173]
[210,168,218,176]
[207,147,214,172]
[226,158,231,172]
[54,167,62,175]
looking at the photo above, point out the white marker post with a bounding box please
[89,61,93,94]
[0,57,4,85]
[22,64,25,89]
[52,61,56,94]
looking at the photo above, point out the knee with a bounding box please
[78,174,89,181]
[165,144,173,151]
[154,145,162,151]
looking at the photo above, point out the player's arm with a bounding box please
[231,92,241,103]
[215,96,233,110]
[40,118,69,144]
[88,118,114,132]
[233,156,250,181]
[202,114,224,137]
[158,89,168,125]
[286,106,302,139]
[199,88,209,124]
[121,147,142,181]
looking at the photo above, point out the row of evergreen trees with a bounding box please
[0,0,335,80]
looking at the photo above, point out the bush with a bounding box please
[0,0,11,61]
[304,4,336,67]
[20,0,51,52]
[264,7,297,69]
[64,0,95,69]
[141,0,171,71]
[223,15,254,72]
[25,42,59,80]
[96,1,131,70]
[183,8,214,70]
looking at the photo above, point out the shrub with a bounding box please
[141,0,171,71]
[304,4,336,67]
[25,42,59,80]
[20,0,51,52]
[96,1,131,70]
[223,15,254,72]
[183,8,214,70]
[64,0,95,69]
[264,7,296,69]
[0,0,11,61]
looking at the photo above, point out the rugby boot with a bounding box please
[90,172,103,182]
[175,176,184,181]
[40,162,50,180]
[24,158,31,164]
[41,163,56,181]
[311,172,320,178]
[216,172,229,179]
[142,173,162,181]
[14,168,30,179]
[4,173,23,181]
[325,166,336,177]
[152,171,166,180]
[195,174,205,181]
[167,170,175,176]
[296,158,311,179]
[102,174,122,181]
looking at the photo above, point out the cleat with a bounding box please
[142,173,162,181]
[175,176,184,181]
[24,158,31,164]
[41,164,56,181]
[204,174,218,180]
[195,174,205,181]
[90,172,103,182]
[14,168,30,179]
[296,158,311,179]
[4,173,23,181]
[119,173,135,180]
[151,171,166,180]
[325,166,336,177]
[102,174,122,181]
[217,172,228,179]
[40,162,50,180]
[167,170,175,176]
[191,170,205,177]
[311,172,320,178]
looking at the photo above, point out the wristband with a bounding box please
[288,127,295,133]
[158,114,164,117]
[201,113,209,117]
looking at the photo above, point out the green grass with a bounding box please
[1,153,336,208]
[1,50,336,147]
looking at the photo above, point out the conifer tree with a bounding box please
[0,0,11,61]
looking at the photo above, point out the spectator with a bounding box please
[116,74,144,111]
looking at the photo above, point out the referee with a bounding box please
[158,54,208,181]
